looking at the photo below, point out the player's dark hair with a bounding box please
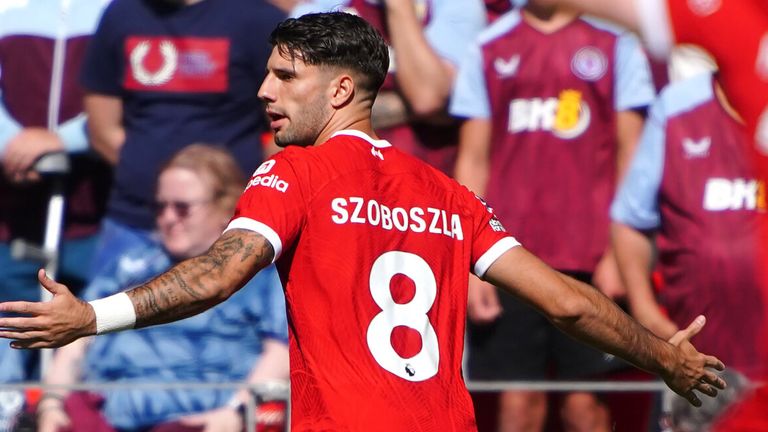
[269,12,389,95]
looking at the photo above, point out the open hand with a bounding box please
[662,315,726,406]
[0,270,96,349]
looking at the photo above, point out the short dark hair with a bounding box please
[269,12,389,95]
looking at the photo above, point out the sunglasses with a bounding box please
[154,199,211,218]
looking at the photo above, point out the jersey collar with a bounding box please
[331,129,392,148]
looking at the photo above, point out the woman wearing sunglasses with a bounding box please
[36,144,289,432]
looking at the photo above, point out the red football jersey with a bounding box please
[638,0,768,163]
[228,130,517,431]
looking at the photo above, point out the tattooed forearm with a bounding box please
[171,267,204,300]
[126,229,275,328]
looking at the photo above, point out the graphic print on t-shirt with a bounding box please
[124,36,229,92]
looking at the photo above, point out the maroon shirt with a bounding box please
[470,14,654,271]
[658,82,765,377]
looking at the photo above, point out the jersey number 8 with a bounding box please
[366,251,440,382]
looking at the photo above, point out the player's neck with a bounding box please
[522,6,579,33]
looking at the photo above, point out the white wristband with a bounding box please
[88,293,137,334]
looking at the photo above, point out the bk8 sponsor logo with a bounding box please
[507,89,591,139]
[703,178,766,211]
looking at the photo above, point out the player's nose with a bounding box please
[258,74,277,103]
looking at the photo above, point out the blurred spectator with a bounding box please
[611,60,766,381]
[291,0,486,175]
[36,145,289,432]
[0,0,112,381]
[551,0,768,169]
[80,0,285,281]
[451,1,654,431]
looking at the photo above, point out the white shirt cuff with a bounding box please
[473,237,521,278]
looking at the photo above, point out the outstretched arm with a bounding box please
[0,229,273,348]
[483,246,725,406]
[127,229,272,328]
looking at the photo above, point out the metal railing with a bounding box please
[0,378,673,432]
[466,379,667,393]
[0,380,290,432]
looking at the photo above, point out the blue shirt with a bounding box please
[81,0,285,229]
[81,243,288,429]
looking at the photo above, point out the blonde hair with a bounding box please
[159,144,246,215]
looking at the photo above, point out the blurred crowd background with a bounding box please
[0,0,763,431]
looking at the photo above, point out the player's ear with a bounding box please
[329,73,355,108]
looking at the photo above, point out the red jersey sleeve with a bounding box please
[466,191,520,278]
[637,0,762,62]
[226,151,307,261]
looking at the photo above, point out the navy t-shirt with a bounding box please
[81,0,284,229]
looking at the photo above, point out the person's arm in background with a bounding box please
[36,338,91,432]
[555,0,641,31]
[456,119,501,323]
[455,119,491,197]
[180,264,291,429]
[178,339,290,430]
[610,95,679,339]
[555,0,680,62]
[383,0,457,117]
[233,339,290,402]
[79,1,127,165]
[450,33,503,324]
[372,0,486,127]
[612,30,655,180]
[1,92,89,182]
[451,34,493,196]
[371,92,411,130]
[84,93,125,165]
[592,110,646,299]
[593,29,656,300]
[483,246,723,406]
[611,223,677,338]
[616,111,645,181]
